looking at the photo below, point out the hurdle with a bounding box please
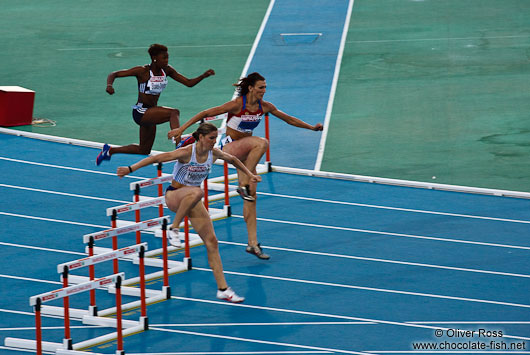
[40,243,155,324]
[99,197,194,277]
[76,217,176,296]
[4,273,131,355]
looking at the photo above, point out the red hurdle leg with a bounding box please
[264,113,272,172]
[88,237,97,315]
[35,299,42,355]
[134,184,142,244]
[162,219,169,287]
[61,267,72,349]
[223,162,231,216]
[115,276,124,355]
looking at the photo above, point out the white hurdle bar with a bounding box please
[46,243,155,327]
[5,273,130,355]
[81,217,179,295]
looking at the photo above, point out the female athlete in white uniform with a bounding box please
[117,123,260,303]
[167,72,323,260]
[96,43,215,165]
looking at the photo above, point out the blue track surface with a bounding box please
[1,134,529,354]
[248,0,351,169]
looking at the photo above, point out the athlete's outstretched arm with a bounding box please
[167,100,240,141]
[166,66,215,87]
[265,102,323,131]
[116,146,192,177]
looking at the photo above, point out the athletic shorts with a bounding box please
[131,103,152,126]
[219,135,233,150]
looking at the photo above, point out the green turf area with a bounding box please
[322,0,530,192]
[0,0,269,151]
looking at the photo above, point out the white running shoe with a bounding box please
[168,228,181,247]
[216,287,245,303]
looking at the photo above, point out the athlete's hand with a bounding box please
[250,174,262,184]
[168,127,183,141]
[312,123,323,131]
[203,69,215,77]
[106,85,115,95]
[116,166,129,178]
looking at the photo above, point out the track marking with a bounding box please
[0,211,108,229]
[408,321,530,325]
[347,34,530,44]
[169,296,530,341]
[193,267,530,309]
[151,321,373,327]
[0,184,129,204]
[256,191,530,225]
[232,215,530,250]
[0,241,85,256]
[218,241,530,279]
[4,154,530,225]
[0,156,146,179]
[57,43,253,51]
[315,0,355,171]
[0,274,61,285]
[127,352,331,355]
[150,326,369,355]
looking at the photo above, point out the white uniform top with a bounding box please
[171,143,212,186]
[138,68,168,95]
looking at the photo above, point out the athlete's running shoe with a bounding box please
[246,243,270,260]
[176,135,196,149]
[237,185,255,202]
[96,144,111,166]
[216,287,245,303]
[168,228,181,248]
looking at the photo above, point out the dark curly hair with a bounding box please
[148,44,168,58]
[233,72,265,96]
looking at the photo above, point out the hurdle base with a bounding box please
[83,315,141,329]
[41,305,89,320]
[72,324,145,351]
[4,337,63,352]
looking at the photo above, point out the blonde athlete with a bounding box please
[117,123,260,303]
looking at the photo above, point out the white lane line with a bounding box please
[0,184,129,204]
[169,296,530,342]
[218,241,530,279]
[0,274,61,285]
[315,0,355,171]
[151,321,372,327]
[150,326,369,355]
[232,215,530,250]
[348,34,530,44]
[0,211,108,229]
[4,155,529,225]
[0,156,146,179]
[408,321,530,325]
[127,351,331,355]
[57,43,253,51]
[0,241,84,256]
[240,0,275,78]
[194,267,530,309]
[257,192,530,225]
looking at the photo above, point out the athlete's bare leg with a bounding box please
[165,186,204,230]
[109,106,179,155]
[188,202,227,289]
[223,136,268,247]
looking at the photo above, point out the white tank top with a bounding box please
[171,143,212,186]
[138,68,168,95]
